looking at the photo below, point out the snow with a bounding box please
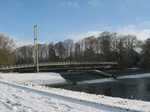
[0,81,102,112]
[78,78,116,84]
[1,72,150,86]
[118,73,150,79]
[34,85,150,112]
[0,72,67,85]
[0,72,150,111]
[0,80,150,112]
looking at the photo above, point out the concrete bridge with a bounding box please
[0,62,118,73]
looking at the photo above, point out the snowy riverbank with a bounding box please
[0,79,150,112]
[0,72,67,85]
[0,72,150,111]
[34,85,150,112]
[0,80,103,112]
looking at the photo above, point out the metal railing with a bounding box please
[0,61,118,70]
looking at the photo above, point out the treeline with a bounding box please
[0,34,15,65]
[1,31,150,69]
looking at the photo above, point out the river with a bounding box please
[50,73,150,102]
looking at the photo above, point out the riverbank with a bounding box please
[0,79,150,112]
[1,72,150,101]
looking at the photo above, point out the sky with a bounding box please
[0,0,150,46]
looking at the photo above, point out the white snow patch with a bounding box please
[1,72,150,111]
[78,78,116,84]
[0,80,103,112]
[33,85,150,112]
[0,72,67,85]
[0,79,150,112]
[118,73,150,79]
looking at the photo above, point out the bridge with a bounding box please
[0,62,118,73]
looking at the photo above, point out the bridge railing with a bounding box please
[0,61,118,70]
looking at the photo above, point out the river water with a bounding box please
[51,73,150,101]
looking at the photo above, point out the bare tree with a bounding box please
[55,42,66,60]
[63,39,74,59]
[14,31,142,69]
[15,45,33,64]
[0,33,15,65]
[140,38,150,68]
[48,43,56,61]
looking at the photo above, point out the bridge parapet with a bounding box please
[0,61,118,72]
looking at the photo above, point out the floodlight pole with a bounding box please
[33,25,39,72]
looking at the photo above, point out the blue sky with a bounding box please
[0,0,150,45]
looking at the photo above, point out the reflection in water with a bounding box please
[52,77,150,101]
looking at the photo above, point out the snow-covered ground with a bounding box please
[34,85,150,112]
[0,72,150,112]
[0,80,103,112]
[2,72,150,86]
[0,79,150,112]
[0,72,67,85]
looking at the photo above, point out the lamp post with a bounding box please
[33,25,39,72]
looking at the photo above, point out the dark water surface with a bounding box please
[51,73,150,102]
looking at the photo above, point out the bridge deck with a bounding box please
[0,62,118,73]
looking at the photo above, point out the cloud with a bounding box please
[117,22,150,40]
[59,1,79,8]
[66,21,150,41]
[65,31,101,41]
[14,39,33,47]
[0,33,33,47]
[118,28,150,41]
[7,34,33,47]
